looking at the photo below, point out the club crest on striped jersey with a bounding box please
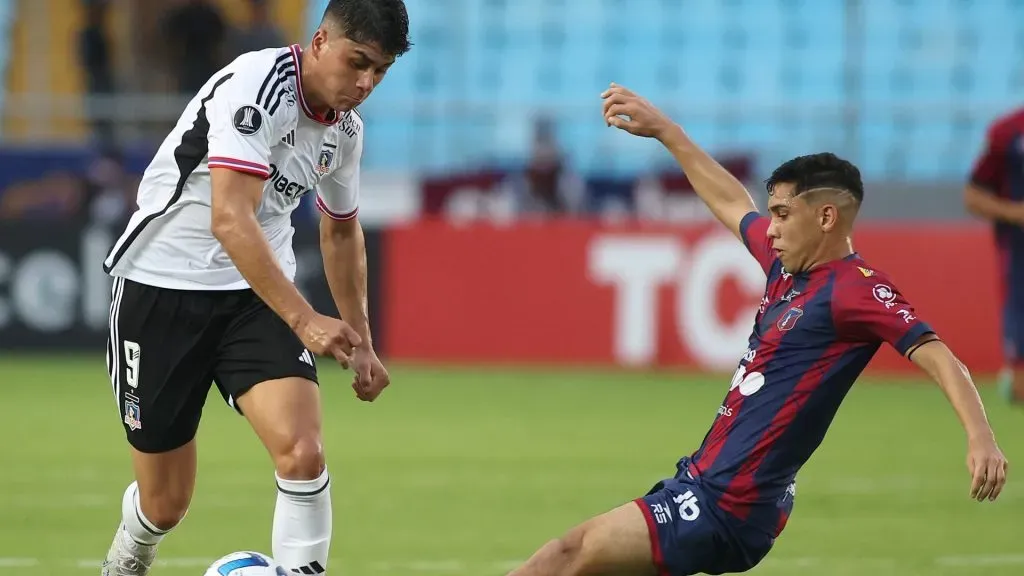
[232,105,263,136]
[316,146,335,175]
[777,306,804,331]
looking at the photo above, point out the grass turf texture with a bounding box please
[0,356,1021,575]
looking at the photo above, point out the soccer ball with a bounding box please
[204,552,287,576]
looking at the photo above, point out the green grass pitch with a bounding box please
[0,355,1021,575]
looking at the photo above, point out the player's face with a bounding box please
[309,30,395,112]
[765,183,824,273]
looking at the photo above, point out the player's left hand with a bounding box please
[966,435,1009,502]
[600,82,676,140]
[351,345,390,402]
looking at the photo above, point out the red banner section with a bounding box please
[383,220,1002,375]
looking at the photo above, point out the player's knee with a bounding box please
[272,433,325,480]
[543,528,598,576]
[563,526,614,576]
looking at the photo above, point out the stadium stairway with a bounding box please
[2,0,95,142]
[215,0,307,44]
[0,0,307,144]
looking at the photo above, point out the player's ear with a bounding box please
[819,204,839,232]
[311,28,329,57]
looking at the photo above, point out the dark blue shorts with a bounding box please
[1002,294,1024,363]
[635,462,776,575]
[1000,250,1024,363]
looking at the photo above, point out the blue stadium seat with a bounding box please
[354,0,1024,180]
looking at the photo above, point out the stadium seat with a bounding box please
[359,0,1024,180]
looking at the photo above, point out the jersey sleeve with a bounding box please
[832,274,936,356]
[739,211,776,274]
[316,117,363,221]
[205,72,285,180]
[968,121,1009,194]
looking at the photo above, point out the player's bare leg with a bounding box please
[998,312,1024,404]
[508,502,658,576]
[102,442,196,576]
[1004,366,1024,404]
[996,354,1024,404]
[237,377,331,575]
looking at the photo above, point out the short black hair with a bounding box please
[321,0,412,58]
[765,152,864,204]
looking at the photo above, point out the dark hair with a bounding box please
[765,152,864,204]
[322,0,412,58]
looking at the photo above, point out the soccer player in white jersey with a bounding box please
[99,2,410,575]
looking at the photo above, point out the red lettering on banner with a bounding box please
[383,220,1002,375]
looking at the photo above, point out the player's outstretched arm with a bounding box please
[601,83,757,240]
[210,168,362,366]
[908,337,1009,501]
[320,213,390,402]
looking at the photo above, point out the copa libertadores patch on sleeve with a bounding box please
[233,105,264,136]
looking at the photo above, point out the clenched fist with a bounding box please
[296,312,362,368]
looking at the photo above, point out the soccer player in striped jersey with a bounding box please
[99,2,410,575]
[963,106,1024,405]
[505,85,1009,576]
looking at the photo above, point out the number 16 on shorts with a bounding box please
[674,490,700,521]
[651,490,701,524]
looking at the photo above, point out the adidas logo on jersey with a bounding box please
[281,130,295,147]
[299,349,315,367]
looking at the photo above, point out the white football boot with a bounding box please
[100,523,158,576]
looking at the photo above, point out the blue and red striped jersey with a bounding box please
[969,107,1024,303]
[970,106,1024,211]
[688,212,935,538]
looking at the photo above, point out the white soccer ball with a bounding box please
[204,552,287,576]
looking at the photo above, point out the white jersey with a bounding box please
[104,44,363,290]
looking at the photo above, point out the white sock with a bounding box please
[121,481,170,546]
[273,469,332,574]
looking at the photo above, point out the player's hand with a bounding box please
[350,345,390,402]
[601,83,676,140]
[296,313,362,369]
[966,435,1008,502]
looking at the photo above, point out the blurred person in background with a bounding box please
[963,105,1024,405]
[78,0,117,150]
[229,0,286,60]
[501,116,586,217]
[160,0,228,95]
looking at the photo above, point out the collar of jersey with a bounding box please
[786,252,861,278]
[289,44,341,126]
